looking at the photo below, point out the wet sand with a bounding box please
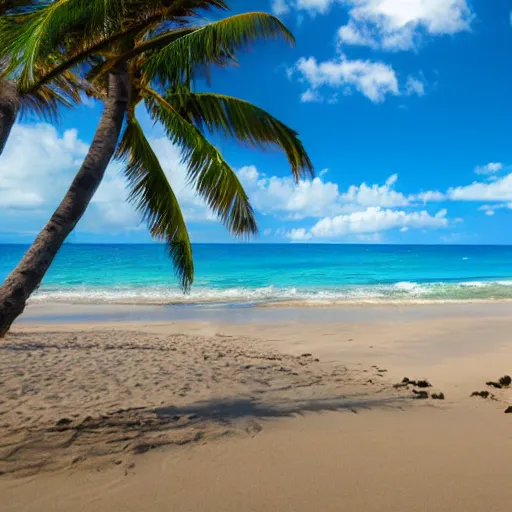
[1,306,512,511]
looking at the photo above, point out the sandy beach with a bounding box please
[1,303,512,511]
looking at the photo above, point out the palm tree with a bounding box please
[0,2,313,336]
[0,0,230,154]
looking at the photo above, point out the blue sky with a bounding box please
[1,0,512,244]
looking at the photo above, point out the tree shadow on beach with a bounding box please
[153,393,410,423]
[0,392,412,476]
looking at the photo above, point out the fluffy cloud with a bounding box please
[448,173,512,202]
[294,55,399,103]
[300,88,324,103]
[274,1,472,51]
[337,0,473,51]
[0,123,215,235]
[272,0,291,15]
[478,204,512,216]
[279,1,471,103]
[474,162,503,175]
[405,76,426,97]
[340,173,410,207]
[238,167,417,219]
[287,207,448,240]
[238,165,341,219]
[293,56,427,103]
[0,124,88,210]
[412,190,445,203]
[405,169,512,214]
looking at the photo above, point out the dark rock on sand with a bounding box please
[499,375,512,387]
[471,391,490,398]
[402,378,432,388]
[505,406,512,414]
[432,393,445,400]
[486,381,503,389]
[412,390,429,399]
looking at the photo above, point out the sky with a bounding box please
[1,0,512,245]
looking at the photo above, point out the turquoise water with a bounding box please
[2,244,512,305]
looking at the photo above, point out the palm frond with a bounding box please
[144,88,257,237]
[116,116,194,290]
[12,1,230,93]
[143,12,294,89]
[168,92,313,181]
[85,27,198,84]
[5,0,127,87]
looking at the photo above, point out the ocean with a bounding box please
[2,244,512,305]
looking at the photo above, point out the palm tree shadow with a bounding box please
[154,394,411,423]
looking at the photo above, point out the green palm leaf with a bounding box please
[167,92,313,181]
[143,12,295,89]
[116,116,194,290]
[144,88,257,237]
[84,27,199,84]
[6,0,100,86]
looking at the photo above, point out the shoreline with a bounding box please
[17,300,512,326]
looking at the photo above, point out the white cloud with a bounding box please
[238,165,341,219]
[478,204,512,216]
[338,20,377,47]
[405,76,426,97]
[300,88,324,103]
[448,173,512,202]
[412,190,445,203]
[0,124,88,210]
[0,124,217,235]
[287,207,448,240]
[272,0,291,15]
[287,227,313,241]
[298,0,334,13]
[337,0,473,51]
[474,162,504,175]
[295,55,399,103]
[238,167,419,219]
[276,0,472,50]
[340,173,410,207]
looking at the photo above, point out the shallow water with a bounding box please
[3,243,512,305]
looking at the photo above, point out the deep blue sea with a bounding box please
[2,244,512,305]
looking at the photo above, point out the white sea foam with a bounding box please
[29,279,512,306]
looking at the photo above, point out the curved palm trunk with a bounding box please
[0,64,129,337]
[0,79,20,156]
